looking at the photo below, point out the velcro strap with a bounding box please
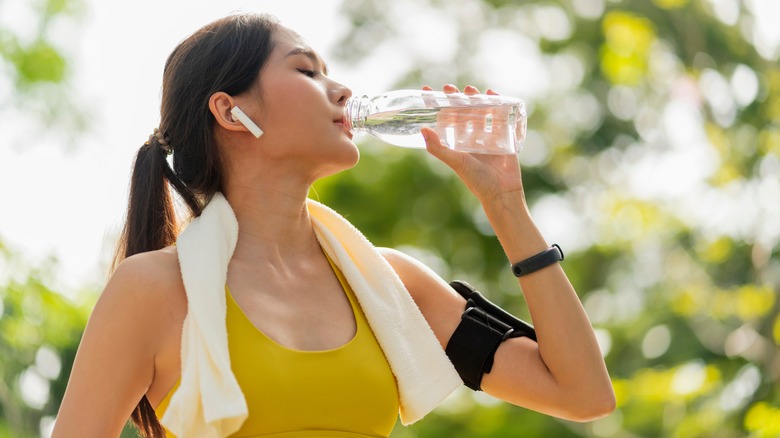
[445,300,515,391]
[450,280,537,342]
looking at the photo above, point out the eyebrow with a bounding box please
[286,47,329,76]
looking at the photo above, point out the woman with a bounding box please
[53,13,615,438]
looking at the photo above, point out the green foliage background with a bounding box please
[2,0,779,437]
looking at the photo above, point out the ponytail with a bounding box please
[113,139,177,438]
[114,142,176,266]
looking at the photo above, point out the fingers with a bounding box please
[443,84,459,94]
[421,127,445,155]
[423,84,499,95]
[421,126,469,178]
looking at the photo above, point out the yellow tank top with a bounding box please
[155,258,400,437]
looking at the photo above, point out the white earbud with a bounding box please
[230,106,264,139]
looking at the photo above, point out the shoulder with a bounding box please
[376,246,432,276]
[113,245,182,288]
[52,246,186,436]
[95,246,186,338]
[376,247,438,295]
[377,247,457,302]
[378,247,465,346]
[110,246,184,300]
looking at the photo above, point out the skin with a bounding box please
[52,25,615,437]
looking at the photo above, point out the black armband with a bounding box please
[444,280,537,391]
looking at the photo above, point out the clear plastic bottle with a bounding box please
[343,89,527,155]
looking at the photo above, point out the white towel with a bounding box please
[161,193,461,437]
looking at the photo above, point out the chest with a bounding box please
[227,268,358,352]
[226,286,399,436]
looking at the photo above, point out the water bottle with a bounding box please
[343,89,527,155]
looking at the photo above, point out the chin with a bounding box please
[317,143,360,179]
[338,148,361,173]
[334,140,360,167]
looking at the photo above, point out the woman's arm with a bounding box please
[381,84,615,422]
[382,245,614,422]
[52,250,182,436]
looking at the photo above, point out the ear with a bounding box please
[209,92,259,136]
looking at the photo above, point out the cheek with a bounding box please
[261,86,320,133]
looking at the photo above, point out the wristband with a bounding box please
[511,244,564,277]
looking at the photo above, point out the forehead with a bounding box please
[269,26,328,74]
[272,27,320,59]
[273,26,307,47]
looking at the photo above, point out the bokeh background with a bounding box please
[1,0,779,436]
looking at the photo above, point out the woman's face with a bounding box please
[236,26,357,176]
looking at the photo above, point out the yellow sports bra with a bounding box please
[155,257,400,437]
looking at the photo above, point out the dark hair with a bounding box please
[113,13,279,437]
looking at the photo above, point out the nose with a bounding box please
[330,79,352,106]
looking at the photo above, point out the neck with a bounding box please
[223,178,320,268]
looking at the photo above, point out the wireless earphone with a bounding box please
[231,106,264,139]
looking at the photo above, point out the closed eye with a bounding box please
[298,69,318,78]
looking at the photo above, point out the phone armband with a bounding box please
[444,280,536,391]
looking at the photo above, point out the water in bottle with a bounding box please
[343,89,527,155]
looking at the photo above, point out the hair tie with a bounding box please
[144,128,172,155]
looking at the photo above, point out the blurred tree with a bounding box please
[0,0,112,436]
[321,0,780,437]
[0,242,89,437]
[0,0,88,149]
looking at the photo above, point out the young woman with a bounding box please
[53,13,614,438]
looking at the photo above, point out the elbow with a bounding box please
[564,387,617,422]
[548,377,616,422]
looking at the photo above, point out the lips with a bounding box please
[333,118,352,139]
